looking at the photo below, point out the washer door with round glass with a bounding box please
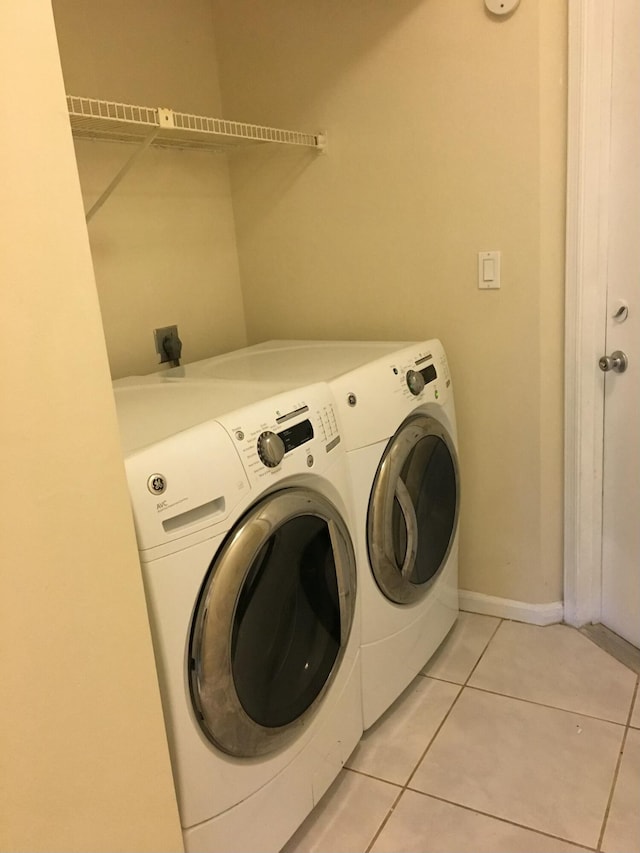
[367,413,459,605]
[189,487,356,759]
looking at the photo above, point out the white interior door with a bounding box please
[600,0,640,648]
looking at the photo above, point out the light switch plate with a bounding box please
[478,251,501,289]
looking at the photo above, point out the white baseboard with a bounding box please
[459,589,564,626]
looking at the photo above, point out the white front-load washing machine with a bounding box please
[112,379,362,853]
[153,340,460,729]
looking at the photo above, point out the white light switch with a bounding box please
[478,251,501,289]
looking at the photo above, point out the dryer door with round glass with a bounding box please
[189,487,356,758]
[368,413,459,605]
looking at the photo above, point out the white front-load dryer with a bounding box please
[152,340,460,729]
[112,380,362,853]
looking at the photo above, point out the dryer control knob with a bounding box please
[406,369,425,396]
[257,431,286,468]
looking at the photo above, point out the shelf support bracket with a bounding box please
[85,128,159,222]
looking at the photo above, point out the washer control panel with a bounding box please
[217,384,342,483]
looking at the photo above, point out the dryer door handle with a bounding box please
[394,477,419,580]
[368,412,459,605]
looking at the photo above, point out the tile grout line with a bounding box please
[404,616,505,790]
[596,673,640,851]
[462,615,505,682]
[363,617,505,853]
[459,682,631,727]
[455,618,635,726]
[362,682,466,853]
[401,788,599,853]
[356,616,635,853]
[343,765,403,789]
[362,785,404,853]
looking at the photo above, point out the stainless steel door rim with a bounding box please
[189,487,356,758]
[367,413,460,605]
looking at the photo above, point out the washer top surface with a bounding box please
[157,340,412,384]
[112,377,297,453]
[144,339,455,450]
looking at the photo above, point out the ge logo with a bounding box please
[147,474,167,495]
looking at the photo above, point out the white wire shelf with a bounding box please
[67,95,326,152]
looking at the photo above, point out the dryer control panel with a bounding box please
[330,339,456,451]
[397,350,441,401]
[379,342,452,407]
[217,383,342,484]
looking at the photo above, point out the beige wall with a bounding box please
[52,0,247,379]
[0,2,566,848]
[0,2,183,850]
[211,0,567,604]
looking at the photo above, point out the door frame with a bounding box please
[564,0,614,627]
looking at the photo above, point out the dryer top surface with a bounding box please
[157,340,414,385]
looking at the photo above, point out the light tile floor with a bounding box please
[282,613,640,853]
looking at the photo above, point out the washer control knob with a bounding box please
[406,369,425,396]
[257,431,285,468]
